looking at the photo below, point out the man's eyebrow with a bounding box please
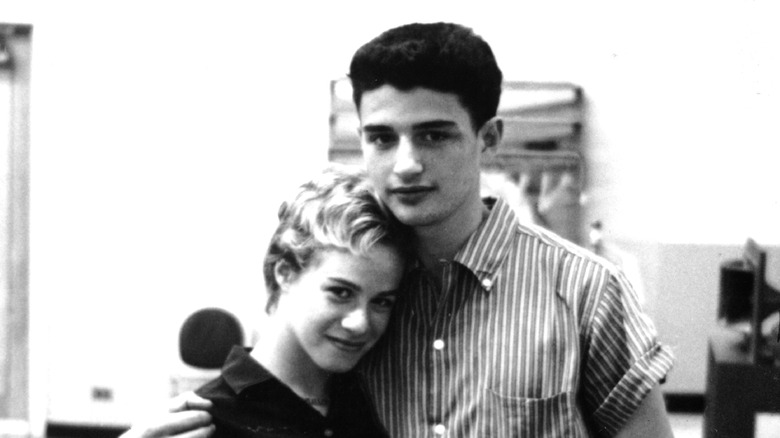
[361,120,458,133]
[413,120,458,130]
[361,124,394,133]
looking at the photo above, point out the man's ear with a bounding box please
[274,260,296,291]
[478,117,503,153]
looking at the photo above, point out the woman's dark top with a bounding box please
[196,346,389,438]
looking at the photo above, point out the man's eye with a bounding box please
[366,133,396,147]
[418,131,450,143]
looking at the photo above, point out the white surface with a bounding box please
[669,414,703,438]
[756,413,780,438]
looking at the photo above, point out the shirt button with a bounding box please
[433,424,446,435]
[433,339,445,350]
[481,278,493,289]
[323,429,334,437]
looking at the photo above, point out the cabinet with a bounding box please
[703,327,780,437]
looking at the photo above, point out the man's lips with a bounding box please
[389,186,434,196]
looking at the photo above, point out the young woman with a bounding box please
[193,166,408,438]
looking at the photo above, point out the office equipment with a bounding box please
[703,327,780,437]
[716,238,780,363]
[704,239,780,437]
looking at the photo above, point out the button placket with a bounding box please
[427,260,458,434]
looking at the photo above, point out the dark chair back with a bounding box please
[179,307,244,369]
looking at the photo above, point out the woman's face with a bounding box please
[274,244,404,373]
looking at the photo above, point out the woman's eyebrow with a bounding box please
[327,277,361,291]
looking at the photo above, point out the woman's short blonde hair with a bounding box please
[262,165,409,312]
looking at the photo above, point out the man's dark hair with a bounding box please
[349,22,503,131]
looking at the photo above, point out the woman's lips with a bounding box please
[327,336,367,352]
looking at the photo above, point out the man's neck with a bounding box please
[414,197,489,269]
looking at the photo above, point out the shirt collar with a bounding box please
[451,197,518,293]
[221,345,275,395]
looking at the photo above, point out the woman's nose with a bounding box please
[341,307,369,334]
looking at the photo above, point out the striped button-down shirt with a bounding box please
[360,198,674,437]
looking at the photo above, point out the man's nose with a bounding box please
[393,137,423,177]
[341,307,369,334]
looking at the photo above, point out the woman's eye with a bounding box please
[328,287,353,300]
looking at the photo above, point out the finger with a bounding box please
[154,411,213,437]
[169,392,212,412]
[170,424,216,438]
[182,395,213,411]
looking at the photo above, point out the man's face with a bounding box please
[358,85,494,229]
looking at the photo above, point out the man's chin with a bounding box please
[391,208,439,228]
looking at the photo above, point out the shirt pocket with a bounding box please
[486,390,586,437]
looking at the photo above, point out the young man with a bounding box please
[123,22,674,438]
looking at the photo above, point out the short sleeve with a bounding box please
[579,267,675,436]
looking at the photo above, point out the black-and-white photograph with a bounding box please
[1,1,778,437]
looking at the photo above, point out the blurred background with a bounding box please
[1,1,778,436]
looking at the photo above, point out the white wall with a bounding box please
[4,0,779,429]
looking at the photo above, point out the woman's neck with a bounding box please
[250,321,332,415]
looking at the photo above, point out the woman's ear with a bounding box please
[479,117,504,152]
[274,260,296,291]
